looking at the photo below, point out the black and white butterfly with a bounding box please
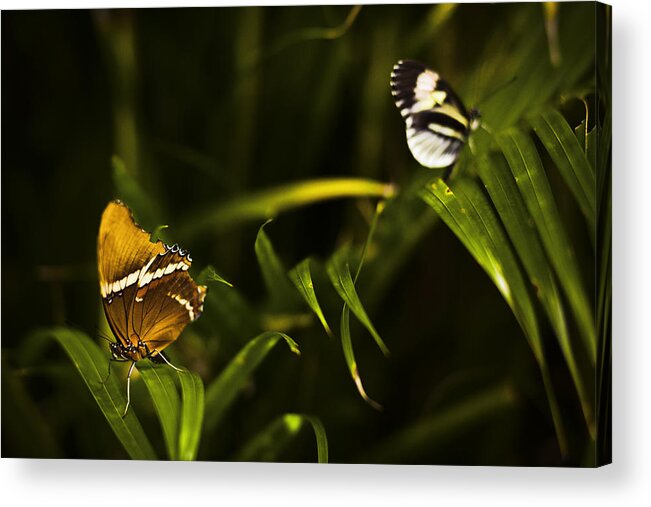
[390,60,480,170]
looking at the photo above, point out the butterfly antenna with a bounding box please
[95,328,114,344]
[157,352,185,373]
[122,361,136,418]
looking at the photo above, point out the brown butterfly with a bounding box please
[98,200,207,416]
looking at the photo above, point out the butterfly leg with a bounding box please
[100,358,121,385]
[154,352,184,373]
[122,361,137,418]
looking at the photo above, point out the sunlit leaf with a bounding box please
[179,178,396,236]
[289,258,333,337]
[234,413,328,463]
[530,109,596,235]
[177,370,205,461]
[138,362,180,460]
[40,327,157,460]
[340,305,382,411]
[497,129,596,366]
[326,247,389,357]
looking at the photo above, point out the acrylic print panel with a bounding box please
[1,2,611,466]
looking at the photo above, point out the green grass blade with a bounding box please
[177,370,205,461]
[138,362,180,460]
[302,414,329,463]
[195,266,261,344]
[530,110,596,237]
[203,331,300,433]
[418,177,573,452]
[476,153,590,441]
[420,178,540,345]
[340,305,382,411]
[42,327,157,460]
[289,258,333,337]
[234,413,329,463]
[196,265,233,287]
[178,178,396,236]
[497,129,596,365]
[326,247,389,357]
[255,220,303,312]
[361,383,516,463]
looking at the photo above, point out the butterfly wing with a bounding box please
[390,60,472,169]
[98,201,206,358]
[131,248,207,355]
[98,201,166,349]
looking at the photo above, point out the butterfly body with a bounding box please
[390,60,479,170]
[98,200,207,413]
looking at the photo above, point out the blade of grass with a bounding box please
[203,331,300,433]
[138,361,180,460]
[177,369,205,461]
[340,305,382,411]
[39,327,157,460]
[289,257,333,337]
[420,178,570,454]
[332,202,387,409]
[530,110,596,238]
[420,178,539,342]
[255,220,303,312]
[196,265,260,345]
[497,129,596,366]
[327,246,389,357]
[196,265,233,287]
[234,413,328,463]
[476,152,591,440]
[178,178,396,237]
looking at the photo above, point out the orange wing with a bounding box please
[98,200,206,357]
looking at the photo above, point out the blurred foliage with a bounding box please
[2,2,610,465]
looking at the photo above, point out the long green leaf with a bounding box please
[476,152,590,442]
[177,370,205,461]
[420,178,540,347]
[303,414,329,463]
[138,362,180,460]
[497,129,596,365]
[419,176,575,451]
[179,178,396,236]
[204,331,300,432]
[43,327,157,460]
[289,258,333,337]
[326,247,389,357]
[530,109,596,237]
[255,220,303,312]
[340,305,382,410]
[234,413,329,463]
[196,266,260,345]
